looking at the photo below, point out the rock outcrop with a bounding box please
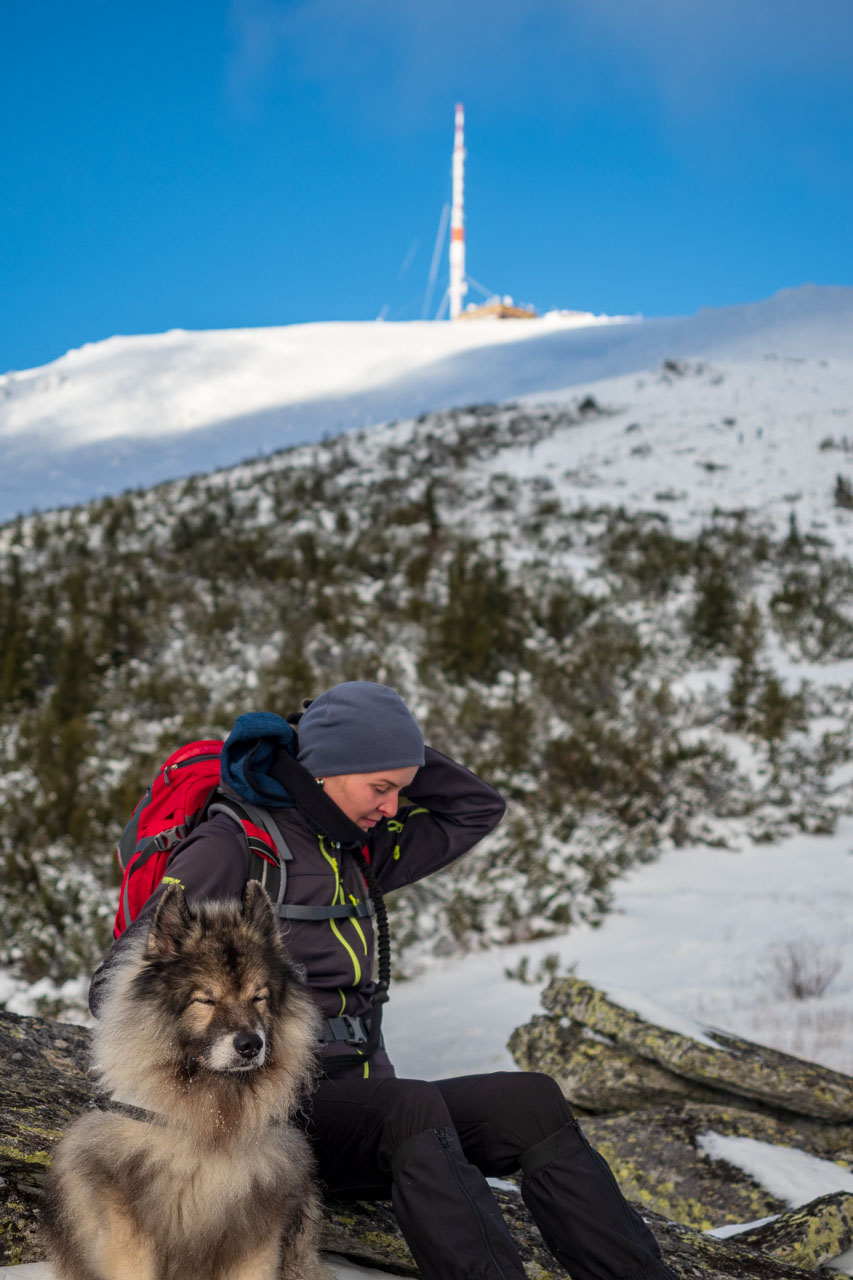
[1,992,852,1276]
[524,978,853,1122]
[510,976,853,1273]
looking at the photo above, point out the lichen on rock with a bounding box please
[539,976,853,1122]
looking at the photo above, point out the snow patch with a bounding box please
[697,1131,853,1206]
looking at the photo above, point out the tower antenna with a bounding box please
[448,103,467,320]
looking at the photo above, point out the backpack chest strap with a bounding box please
[275,900,376,921]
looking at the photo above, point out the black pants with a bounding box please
[306,1068,678,1280]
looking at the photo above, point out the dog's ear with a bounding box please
[242,880,281,949]
[148,883,193,957]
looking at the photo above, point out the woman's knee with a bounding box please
[466,1070,571,1120]
[438,1071,574,1170]
[493,1071,574,1148]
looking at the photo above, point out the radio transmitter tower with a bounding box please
[448,103,468,320]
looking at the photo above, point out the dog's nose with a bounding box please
[233,1032,263,1060]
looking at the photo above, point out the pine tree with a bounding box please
[728,601,764,729]
[690,552,740,651]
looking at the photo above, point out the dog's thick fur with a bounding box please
[43,882,332,1280]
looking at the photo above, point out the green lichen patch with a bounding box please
[509,1013,743,1115]
[0,1179,47,1266]
[541,977,853,1122]
[736,1191,853,1269]
[582,1109,784,1230]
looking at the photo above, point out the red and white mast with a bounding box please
[449,102,467,320]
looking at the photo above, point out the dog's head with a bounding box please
[94,882,319,1124]
[141,881,298,1077]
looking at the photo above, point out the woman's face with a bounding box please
[320,766,419,831]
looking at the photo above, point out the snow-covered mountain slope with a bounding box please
[507,355,853,556]
[1,284,851,523]
[2,305,852,1008]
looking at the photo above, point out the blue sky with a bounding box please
[2,0,852,373]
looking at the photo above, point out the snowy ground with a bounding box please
[386,818,853,1080]
[515,354,853,557]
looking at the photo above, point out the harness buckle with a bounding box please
[342,1014,368,1046]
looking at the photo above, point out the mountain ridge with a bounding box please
[1,284,851,523]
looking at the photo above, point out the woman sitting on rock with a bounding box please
[91,680,679,1280]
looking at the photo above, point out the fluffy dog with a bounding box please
[44,881,332,1280]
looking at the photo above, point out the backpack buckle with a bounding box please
[342,1014,368,1046]
[322,1014,369,1046]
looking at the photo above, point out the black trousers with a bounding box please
[305,1068,679,1280]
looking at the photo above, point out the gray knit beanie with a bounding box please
[297,681,425,778]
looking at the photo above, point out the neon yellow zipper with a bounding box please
[319,837,362,986]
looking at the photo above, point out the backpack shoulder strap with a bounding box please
[207,795,291,907]
[204,798,379,925]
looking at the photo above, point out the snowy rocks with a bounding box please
[735,1192,853,1271]
[0,1003,835,1277]
[509,976,853,1270]
[527,976,853,1121]
[580,1106,852,1239]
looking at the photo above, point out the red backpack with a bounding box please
[113,739,279,938]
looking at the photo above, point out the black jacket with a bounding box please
[90,746,505,1071]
